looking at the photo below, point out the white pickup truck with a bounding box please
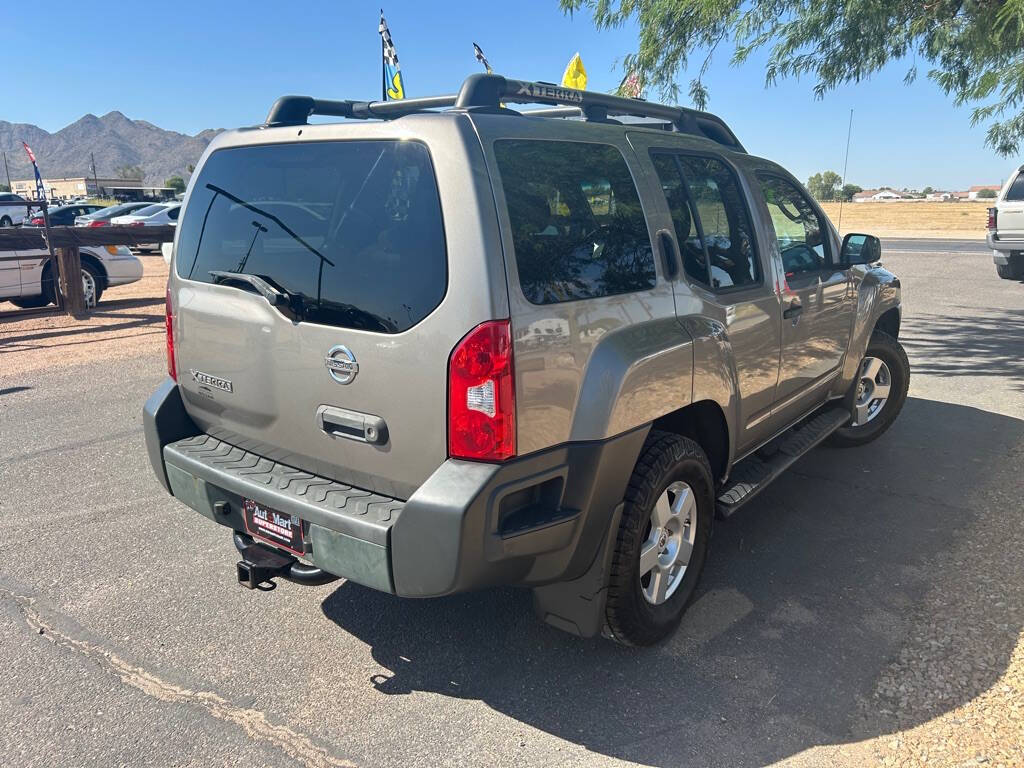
[988,165,1024,280]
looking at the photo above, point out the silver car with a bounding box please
[144,75,908,646]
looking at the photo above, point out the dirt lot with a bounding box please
[0,254,168,377]
[819,201,989,239]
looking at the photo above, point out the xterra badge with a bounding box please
[190,369,233,393]
[325,345,359,384]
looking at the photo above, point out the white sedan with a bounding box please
[0,244,143,308]
[110,202,181,227]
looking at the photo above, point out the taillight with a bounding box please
[30,217,44,226]
[988,207,998,230]
[165,287,177,381]
[448,320,515,461]
[128,221,145,227]
[87,220,107,227]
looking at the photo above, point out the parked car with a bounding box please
[0,192,33,227]
[110,202,181,227]
[144,75,908,646]
[76,202,154,227]
[25,203,107,227]
[987,165,1024,280]
[0,243,143,308]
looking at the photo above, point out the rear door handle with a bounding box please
[783,300,803,319]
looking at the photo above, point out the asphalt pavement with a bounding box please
[1,239,1022,767]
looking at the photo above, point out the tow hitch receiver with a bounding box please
[236,540,295,590]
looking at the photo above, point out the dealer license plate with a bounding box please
[243,499,304,556]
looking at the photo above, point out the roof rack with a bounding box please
[264,73,745,152]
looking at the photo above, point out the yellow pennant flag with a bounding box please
[561,52,587,90]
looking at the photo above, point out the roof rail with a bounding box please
[263,73,744,152]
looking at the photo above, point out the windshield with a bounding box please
[176,140,447,334]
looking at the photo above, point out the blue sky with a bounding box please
[5,0,1018,190]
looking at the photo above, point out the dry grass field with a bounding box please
[819,200,989,239]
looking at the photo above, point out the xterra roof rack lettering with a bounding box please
[145,74,908,646]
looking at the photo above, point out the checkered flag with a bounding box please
[378,10,405,99]
[379,12,399,68]
[473,42,492,74]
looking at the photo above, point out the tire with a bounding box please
[604,431,714,646]
[827,330,910,448]
[9,295,51,309]
[81,261,104,306]
[996,257,1024,280]
[0,216,12,228]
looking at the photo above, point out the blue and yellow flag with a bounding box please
[379,12,405,100]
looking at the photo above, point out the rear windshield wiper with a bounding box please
[209,270,304,319]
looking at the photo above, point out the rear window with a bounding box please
[494,139,656,305]
[1005,172,1024,202]
[177,140,447,334]
[133,204,167,217]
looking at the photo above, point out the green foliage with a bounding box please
[115,164,145,181]
[840,183,863,202]
[560,0,1024,155]
[165,175,186,193]
[976,188,998,198]
[0,183,9,193]
[807,170,842,201]
[922,186,934,195]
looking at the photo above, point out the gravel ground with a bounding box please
[1,240,1021,767]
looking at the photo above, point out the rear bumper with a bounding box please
[987,231,1024,259]
[143,379,646,599]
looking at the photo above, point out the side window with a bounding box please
[756,174,832,278]
[677,156,759,290]
[650,153,709,285]
[1005,172,1024,202]
[168,206,180,221]
[494,139,656,305]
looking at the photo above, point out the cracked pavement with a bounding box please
[0,241,1021,767]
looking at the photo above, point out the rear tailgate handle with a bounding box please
[316,405,388,445]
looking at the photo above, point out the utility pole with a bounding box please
[2,151,11,192]
[90,152,99,197]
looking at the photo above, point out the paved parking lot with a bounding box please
[1,241,1021,767]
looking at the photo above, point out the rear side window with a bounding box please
[1005,172,1024,202]
[650,152,760,291]
[494,139,656,305]
[177,140,446,334]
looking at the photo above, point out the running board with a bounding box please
[716,405,850,518]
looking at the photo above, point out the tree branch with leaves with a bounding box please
[560,0,1024,155]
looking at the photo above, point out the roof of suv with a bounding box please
[257,73,745,153]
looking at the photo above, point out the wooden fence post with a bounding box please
[56,246,86,317]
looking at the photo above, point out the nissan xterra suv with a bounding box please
[144,75,909,646]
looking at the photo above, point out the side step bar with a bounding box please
[716,405,850,518]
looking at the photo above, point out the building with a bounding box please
[967,184,1001,200]
[9,176,174,202]
[853,189,902,202]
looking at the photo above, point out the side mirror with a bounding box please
[840,233,881,265]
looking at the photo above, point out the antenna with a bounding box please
[837,108,854,233]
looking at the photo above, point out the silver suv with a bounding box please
[144,75,909,646]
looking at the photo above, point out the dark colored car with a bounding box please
[26,204,107,227]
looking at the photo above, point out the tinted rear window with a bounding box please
[1005,172,1024,202]
[494,139,656,305]
[177,140,447,334]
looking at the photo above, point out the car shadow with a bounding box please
[320,397,1023,766]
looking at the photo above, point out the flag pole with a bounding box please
[381,10,387,101]
[838,108,854,234]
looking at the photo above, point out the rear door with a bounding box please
[170,120,503,500]
[630,132,783,454]
[997,169,1024,238]
[754,173,854,422]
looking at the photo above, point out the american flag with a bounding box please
[22,142,38,165]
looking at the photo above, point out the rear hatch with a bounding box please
[169,119,506,499]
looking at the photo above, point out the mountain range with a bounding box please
[0,111,220,188]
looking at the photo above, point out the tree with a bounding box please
[0,183,9,193]
[165,175,186,193]
[976,188,998,198]
[561,0,1024,156]
[840,183,863,202]
[807,170,842,201]
[115,164,145,181]
[922,186,935,195]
